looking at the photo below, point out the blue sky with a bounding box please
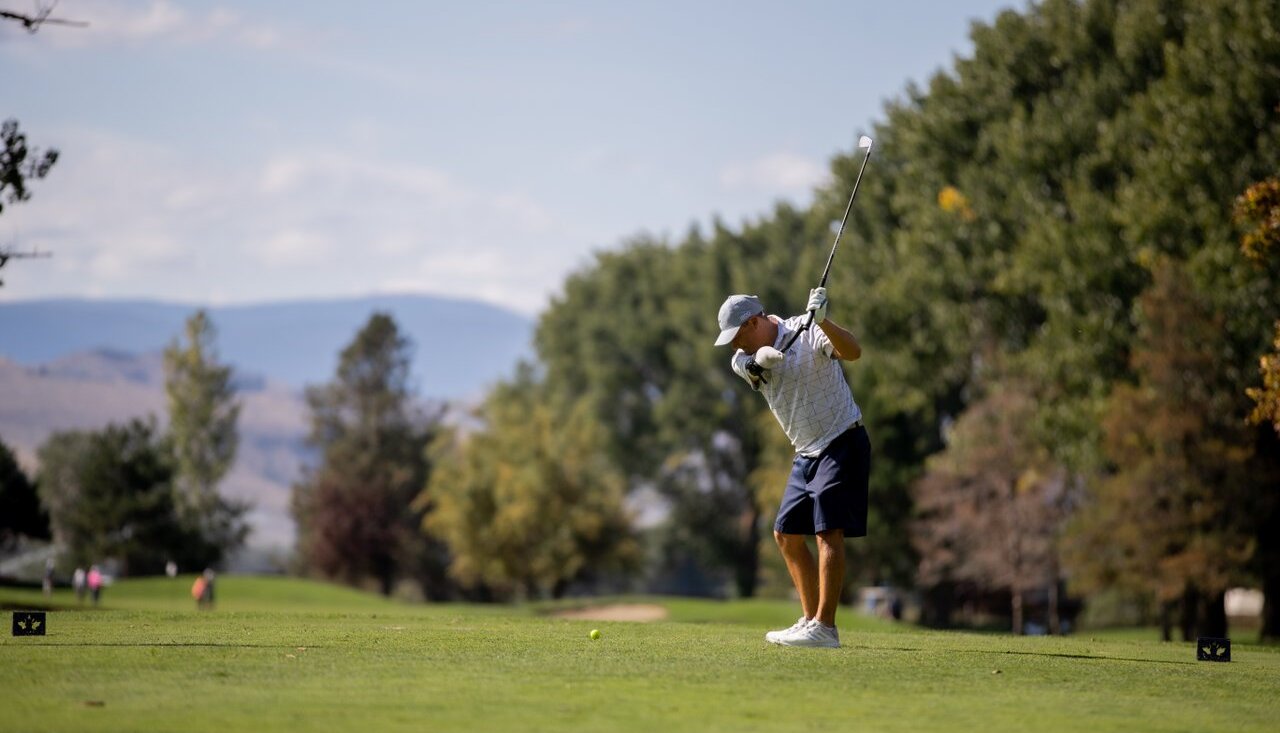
[1,0,1017,315]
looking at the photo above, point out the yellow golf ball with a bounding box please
[590,629,601,640]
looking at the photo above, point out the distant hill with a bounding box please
[0,294,535,557]
[0,295,533,399]
[0,353,307,551]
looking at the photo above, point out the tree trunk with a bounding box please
[921,582,955,628]
[734,504,761,598]
[1201,590,1227,638]
[1011,586,1024,635]
[1180,586,1200,642]
[1048,579,1061,635]
[1263,569,1280,642]
[1160,601,1173,642]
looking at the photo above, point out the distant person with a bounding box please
[165,560,178,578]
[87,565,103,606]
[715,289,871,648]
[191,574,207,609]
[72,567,86,603]
[200,568,217,610]
[42,558,55,597]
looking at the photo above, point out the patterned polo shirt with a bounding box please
[731,314,862,456]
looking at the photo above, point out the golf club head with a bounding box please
[858,135,874,151]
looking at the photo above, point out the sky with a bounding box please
[1,0,1018,316]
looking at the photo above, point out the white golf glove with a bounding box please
[807,287,828,323]
[731,351,764,390]
[753,346,784,370]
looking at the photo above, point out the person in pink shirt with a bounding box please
[86,565,103,605]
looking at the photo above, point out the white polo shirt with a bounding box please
[732,315,862,456]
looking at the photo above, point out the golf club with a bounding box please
[746,135,873,381]
[779,134,873,354]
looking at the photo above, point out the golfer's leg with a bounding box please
[775,531,818,619]
[815,529,845,627]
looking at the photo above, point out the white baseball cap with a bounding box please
[714,294,764,346]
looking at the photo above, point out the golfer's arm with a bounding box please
[818,319,862,361]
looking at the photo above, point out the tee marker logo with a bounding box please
[12,611,46,636]
[1196,637,1230,662]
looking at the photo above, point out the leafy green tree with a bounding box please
[36,419,212,574]
[0,437,49,551]
[291,313,447,597]
[422,365,638,600]
[831,0,1279,612]
[536,229,785,597]
[163,309,248,563]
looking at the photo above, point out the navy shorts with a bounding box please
[774,424,871,537]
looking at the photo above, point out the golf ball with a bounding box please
[590,629,601,640]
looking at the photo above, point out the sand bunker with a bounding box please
[551,603,669,622]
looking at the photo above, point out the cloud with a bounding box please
[719,153,829,194]
[0,127,571,315]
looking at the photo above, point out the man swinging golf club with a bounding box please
[715,289,870,648]
[714,135,873,648]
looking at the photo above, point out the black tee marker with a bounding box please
[11,611,46,636]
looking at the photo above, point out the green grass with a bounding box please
[2,577,1278,732]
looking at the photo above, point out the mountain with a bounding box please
[0,294,534,399]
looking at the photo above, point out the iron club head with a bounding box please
[858,135,874,151]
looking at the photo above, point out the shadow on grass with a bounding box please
[1,601,84,612]
[843,644,1195,666]
[10,642,320,649]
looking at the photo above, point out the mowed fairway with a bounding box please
[2,578,1277,733]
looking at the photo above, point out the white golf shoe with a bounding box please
[774,619,840,648]
[765,617,811,644]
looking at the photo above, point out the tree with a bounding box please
[1234,176,1280,641]
[0,118,59,286]
[0,118,58,216]
[1236,178,1280,433]
[422,365,639,600]
[1064,261,1256,640]
[469,0,1280,608]
[291,313,447,597]
[0,437,49,551]
[163,309,248,564]
[36,419,212,574]
[912,383,1072,633]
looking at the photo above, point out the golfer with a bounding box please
[715,288,870,648]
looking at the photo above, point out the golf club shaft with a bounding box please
[779,143,873,353]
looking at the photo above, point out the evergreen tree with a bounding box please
[291,313,447,597]
[163,309,248,564]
